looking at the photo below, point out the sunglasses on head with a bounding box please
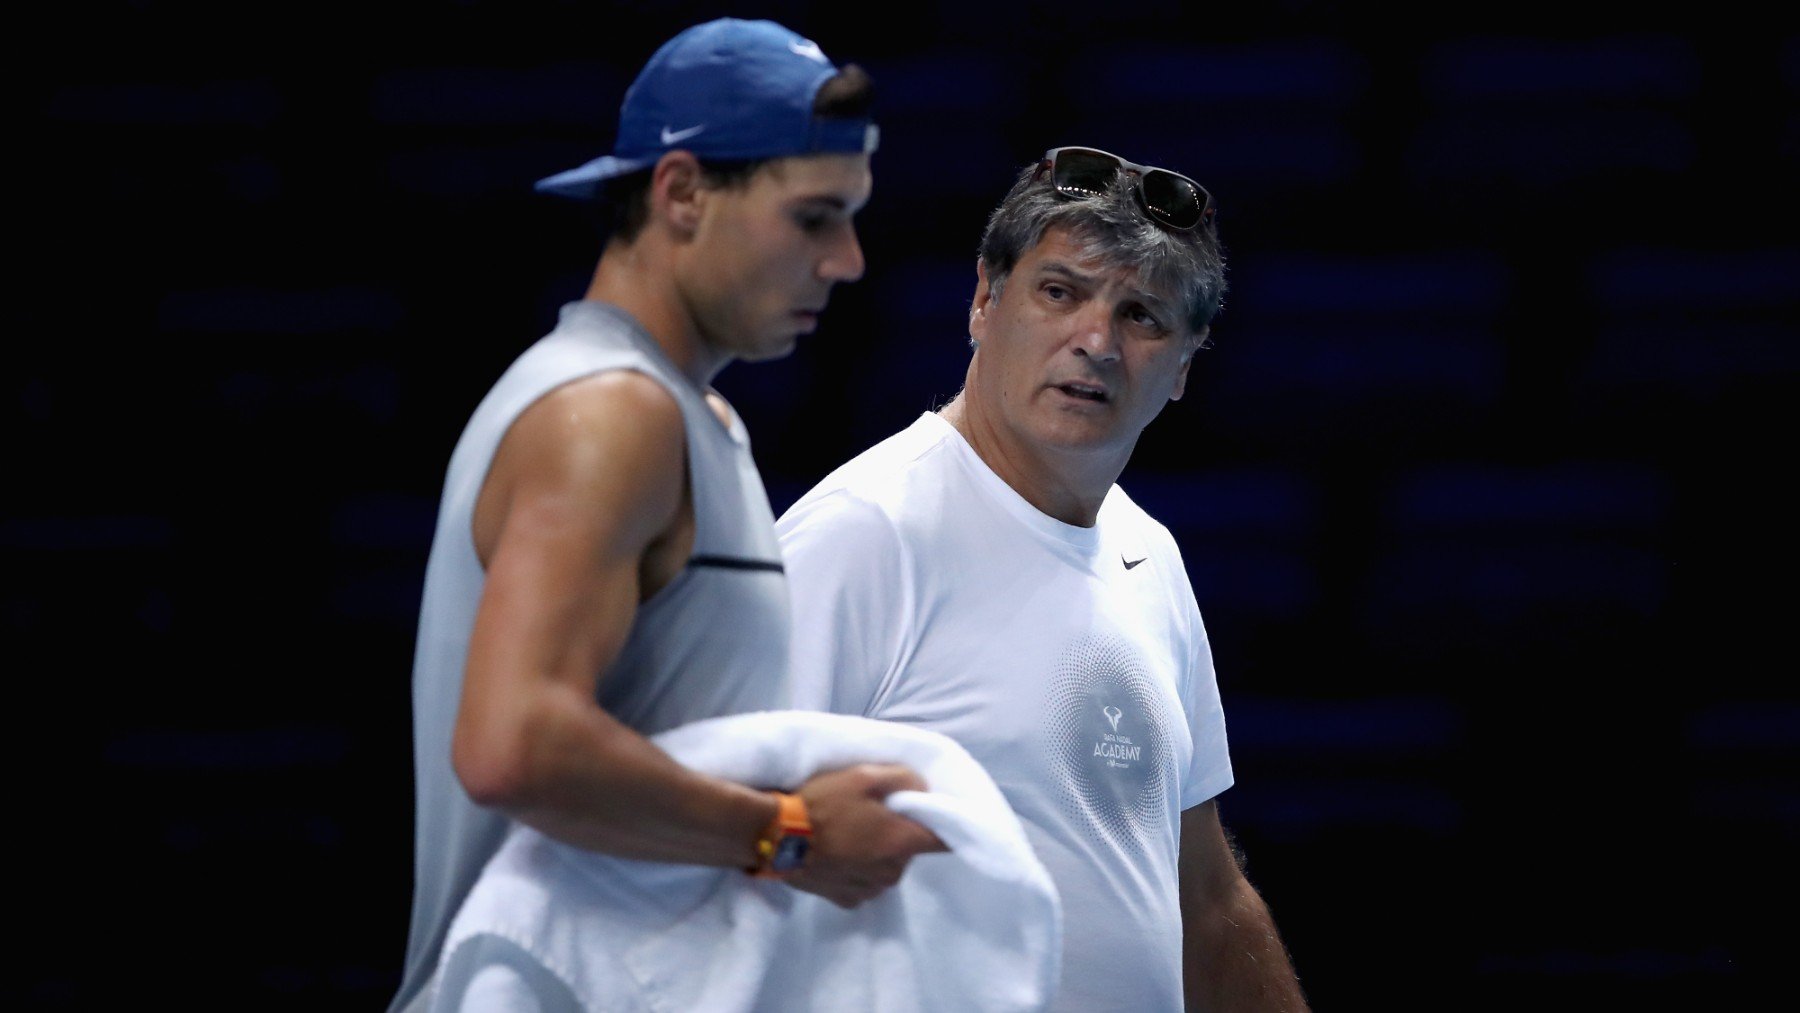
[1037,146,1215,231]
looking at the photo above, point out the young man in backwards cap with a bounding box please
[390,19,940,1013]
[779,149,1309,1009]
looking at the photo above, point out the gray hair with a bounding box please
[977,161,1227,341]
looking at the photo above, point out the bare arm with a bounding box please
[451,372,938,897]
[1181,801,1309,1012]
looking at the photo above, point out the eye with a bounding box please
[1042,283,1071,301]
[1124,304,1167,332]
[794,211,832,234]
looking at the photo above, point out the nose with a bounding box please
[817,222,865,284]
[1071,304,1122,364]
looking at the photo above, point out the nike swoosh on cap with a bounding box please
[789,39,827,63]
[660,124,707,145]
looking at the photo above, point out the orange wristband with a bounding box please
[748,792,813,879]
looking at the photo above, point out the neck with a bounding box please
[584,236,729,388]
[939,390,1129,528]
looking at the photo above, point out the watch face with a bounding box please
[771,835,810,873]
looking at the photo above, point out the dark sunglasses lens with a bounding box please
[1140,170,1207,229]
[1054,149,1122,199]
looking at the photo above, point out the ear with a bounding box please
[1169,356,1193,401]
[1169,326,1207,401]
[649,151,706,235]
[969,259,993,346]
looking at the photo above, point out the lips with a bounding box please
[1054,381,1109,402]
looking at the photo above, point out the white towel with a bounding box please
[433,711,1062,1013]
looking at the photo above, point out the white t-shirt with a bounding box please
[777,412,1234,1013]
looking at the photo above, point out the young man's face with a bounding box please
[967,225,1203,458]
[681,152,872,362]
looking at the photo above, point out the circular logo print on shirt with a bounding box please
[1043,633,1172,854]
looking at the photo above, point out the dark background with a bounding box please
[19,1,1795,1008]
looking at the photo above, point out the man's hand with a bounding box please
[785,763,948,908]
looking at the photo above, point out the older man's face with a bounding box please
[967,226,1203,458]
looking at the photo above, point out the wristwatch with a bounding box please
[748,791,812,879]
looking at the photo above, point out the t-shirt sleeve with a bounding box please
[776,491,911,717]
[1161,531,1234,809]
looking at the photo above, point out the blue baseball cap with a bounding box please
[535,18,879,200]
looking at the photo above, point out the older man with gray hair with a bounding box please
[779,146,1309,1011]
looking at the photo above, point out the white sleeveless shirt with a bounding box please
[391,301,791,1012]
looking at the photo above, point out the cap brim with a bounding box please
[533,155,655,199]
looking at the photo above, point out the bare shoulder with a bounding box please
[476,370,688,562]
[513,370,685,470]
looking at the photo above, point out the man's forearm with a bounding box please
[459,680,779,867]
[462,685,946,910]
[1184,875,1308,1013]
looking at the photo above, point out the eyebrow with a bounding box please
[1035,260,1100,288]
[1129,289,1177,320]
[788,194,870,218]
